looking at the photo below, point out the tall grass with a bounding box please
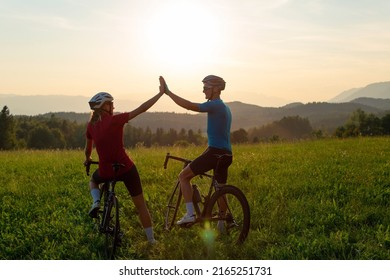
[1,137,389,259]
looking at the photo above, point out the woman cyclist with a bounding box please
[84,77,164,244]
[160,75,232,226]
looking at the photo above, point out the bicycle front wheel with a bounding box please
[104,195,120,259]
[205,185,250,244]
[165,181,182,230]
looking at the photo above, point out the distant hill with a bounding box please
[34,99,389,135]
[227,101,387,132]
[0,94,140,116]
[2,80,390,134]
[350,97,390,111]
[329,81,390,102]
[0,94,90,115]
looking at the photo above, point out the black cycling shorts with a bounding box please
[92,165,143,197]
[189,147,233,184]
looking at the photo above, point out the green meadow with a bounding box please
[1,137,389,260]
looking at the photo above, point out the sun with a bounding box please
[145,2,220,67]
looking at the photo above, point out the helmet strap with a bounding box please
[100,102,113,115]
[101,108,112,115]
[208,88,221,101]
[207,88,215,101]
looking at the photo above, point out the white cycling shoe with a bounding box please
[177,214,196,225]
[88,200,100,218]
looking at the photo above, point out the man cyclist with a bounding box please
[160,75,232,225]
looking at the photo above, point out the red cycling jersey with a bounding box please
[86,113,134,179]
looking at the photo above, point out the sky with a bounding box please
[1,0,389,113]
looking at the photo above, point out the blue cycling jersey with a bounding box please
[199,99,232,152]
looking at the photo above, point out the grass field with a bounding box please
[1,137,389,260]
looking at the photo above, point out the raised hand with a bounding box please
[159,76,171,94]
[159,76,165,94]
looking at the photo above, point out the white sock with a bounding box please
[144,227,155,242]
[185,202,195,217]
[217,220,226,233]
[90,188,100,203]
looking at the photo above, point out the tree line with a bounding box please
[1,105,389,150]
[0,106,207,150]
[334,108,390,137]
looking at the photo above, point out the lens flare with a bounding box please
[200,221,217,249]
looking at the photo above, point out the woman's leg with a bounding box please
[89,170,102,218]
[132,194,155,243]
[131,193,152,228]
[122,166,155,243]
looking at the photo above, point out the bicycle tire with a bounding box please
[205,185,250,244]
[98,183,109,228]
[104,195,120,259]
[165,181,182,230]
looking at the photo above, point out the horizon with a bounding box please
[2,81,389,116]
[1,93,285,115]
[1,0,390,112]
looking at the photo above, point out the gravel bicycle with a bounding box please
[85,161,123,259]
[163,153,250,244]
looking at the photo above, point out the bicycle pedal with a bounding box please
[179,222,195,228]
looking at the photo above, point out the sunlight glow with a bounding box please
[145,3,220,67]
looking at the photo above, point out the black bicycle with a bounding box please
[163,153,250,244]
[85,161,123,259]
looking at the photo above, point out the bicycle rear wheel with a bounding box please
[104,195,120,259]
[205,185,250,244]
[165,181,183,230]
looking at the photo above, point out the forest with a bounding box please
[0,105,390,150]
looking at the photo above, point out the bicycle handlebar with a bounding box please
[85,161,126,177]
[163,153,191,169]
[85,160,99,176]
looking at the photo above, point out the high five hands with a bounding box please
[159,76,171,95]
[158,76,198,112]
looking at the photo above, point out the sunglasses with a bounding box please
[203,86,213,90]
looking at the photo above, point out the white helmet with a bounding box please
[88,92,113,110]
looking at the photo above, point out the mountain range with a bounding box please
[1,81,389,133]
[329,81,390,102]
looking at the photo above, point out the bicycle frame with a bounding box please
[86,160,116,222]
[85,161,123,258]
[163,152,250,244]
[164,153,227,220]
[85,161,123,200]
[99,182,117,232]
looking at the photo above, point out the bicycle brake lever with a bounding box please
[86,163,91,176]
